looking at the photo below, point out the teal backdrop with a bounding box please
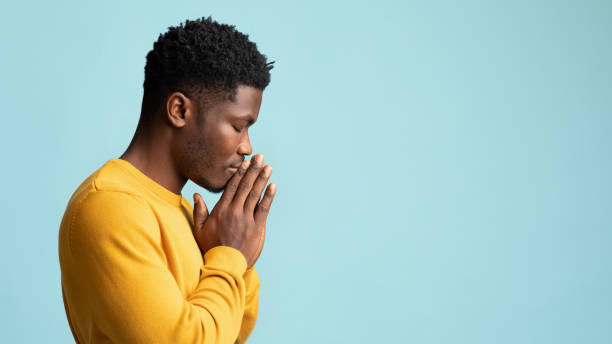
[1,1,611,343]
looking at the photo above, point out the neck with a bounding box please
[119,129,187,195]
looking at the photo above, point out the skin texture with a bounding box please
[120,84,276,267]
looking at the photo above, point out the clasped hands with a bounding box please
[192,154,276,269]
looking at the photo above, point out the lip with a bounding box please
[229,160,244,170]
[227,161,242,173]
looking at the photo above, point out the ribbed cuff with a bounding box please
[203,246,247,276]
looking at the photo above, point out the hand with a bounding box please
[192,154,277,269]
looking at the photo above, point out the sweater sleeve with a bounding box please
[64,190,247,344]
[236,267,260,343]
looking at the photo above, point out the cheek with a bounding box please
[183,137,212,169]
[200,131,238,165]
[210,128,241,156]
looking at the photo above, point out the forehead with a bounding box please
[207,85,263,122]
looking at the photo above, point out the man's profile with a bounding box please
[58,16,276,343]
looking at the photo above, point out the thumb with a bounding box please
[192,193,209,229]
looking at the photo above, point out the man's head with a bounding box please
[138,16,273,193]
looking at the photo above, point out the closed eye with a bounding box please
[232,125,243,133]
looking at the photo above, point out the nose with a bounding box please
[237,130,253,156]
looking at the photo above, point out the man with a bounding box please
[58,17,276,343]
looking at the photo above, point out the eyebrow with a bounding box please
[237,114,256,126]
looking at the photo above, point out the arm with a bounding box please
[65,190,246,343]
[236,267,260,344]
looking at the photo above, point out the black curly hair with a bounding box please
[141,16,274,119]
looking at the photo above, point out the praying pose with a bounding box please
[58,16,276,343]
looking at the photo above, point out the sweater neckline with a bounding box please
[110,158,185,207]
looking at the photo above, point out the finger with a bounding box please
[192,193,208,228]
[244,165,273,214]
[218,160,250,207]
[232,153,264,207]
[254,183,277,225]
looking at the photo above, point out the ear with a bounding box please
[165,92,194,128]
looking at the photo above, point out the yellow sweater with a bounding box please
[58,159,259,344]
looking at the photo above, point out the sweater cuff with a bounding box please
[203,246,247,276]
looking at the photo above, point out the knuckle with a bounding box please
[230,208,242,220]
[249,164,261,173]
[226,209,242,225]
[248,189,260,200]
[226,182,238,193]
[258,203,269,212]
[215,208,226,219]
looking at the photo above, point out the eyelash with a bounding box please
[232,125,243,133]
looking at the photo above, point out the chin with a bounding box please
[191,175,229,194]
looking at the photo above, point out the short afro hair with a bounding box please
[142,16,274,111]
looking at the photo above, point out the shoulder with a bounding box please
[68,190,159,253]
[75,189,152,221]
[70,159,156,225]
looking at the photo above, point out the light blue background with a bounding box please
[1,0,610,343]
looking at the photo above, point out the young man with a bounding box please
[58,17,276,343]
